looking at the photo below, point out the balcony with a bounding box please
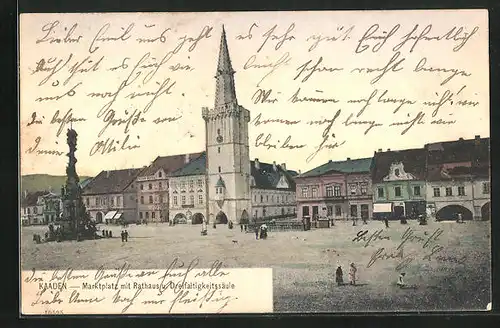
[181,204,195,208]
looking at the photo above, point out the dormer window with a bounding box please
[159,171,162,178]
[395,169,400,177]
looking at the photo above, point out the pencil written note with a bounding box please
[19,10,489,177]
[22,265,273,314]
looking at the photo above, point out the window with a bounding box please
[181,196,186,205]
[218,147,221,153]
[334,186,341,196]
[149,195,153,203]
[111,197,114,206]
[140,196,144,204]
[445,187,452,196]
[152,212,156,219]
[198,195,203,204]
[311,187,318,198]
[377,187,384,198]
[189,180,194,189]
[395,168,400,176]
[86,198,90,206]
[148,183,152,190]
[218,166,221,173]
[271,195,274,202]
[145,212,149,219]
[335,205,342,216]
[350,205,357,217]
[361,183,367,195]
[395,186,401,197]
[301,187,309,198]
[458,186,465,196]
[34,207,38,214]
[197,179,203,188]
[327,206,333,216]
[95,198,98,206]
[413,186,421,196]
[190,195,194,204]
[302,206,310,216]
[140,184,144,190]
[117,196,121,206]
[139,212,143,219]
[326,186,333,197]
[433,187,440,197]
[173,196,178,206]
[350,184,357,195]
[266,195,269,202]
[260,195,263,202]
[159,182,162,189]
[254,195,257,202]
[159,195,163,203]
[483,182,490,194]
[159,171,162,178]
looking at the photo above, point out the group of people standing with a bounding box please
[335,262,358,286]
[255,224,268,240]
[101,230,113,238]
[121,230,129,242]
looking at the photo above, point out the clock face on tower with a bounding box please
[216,135,223,143]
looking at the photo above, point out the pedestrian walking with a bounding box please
[109,230,113,238]
[121,231,125,242]
[240,224,243,232]
[124,230,128,242]
[255,226,259,240]
[384,217,389,228]
[349,262,357,285]
[335,265,344,286]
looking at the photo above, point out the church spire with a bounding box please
[214,25,238,109]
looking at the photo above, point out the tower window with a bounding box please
[217,128,221,135]
[218,147,221,153]
[218,166,221,173]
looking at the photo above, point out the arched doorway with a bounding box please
[240,210,249,224]
[173,213,187,224]
[436,205,473,221]
[481,202,490,220]
[192,213,204,224]
[216,211,228,224]
[96,212,103,224]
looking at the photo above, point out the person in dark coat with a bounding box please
[255,226,259,240]
[240,224,243,232]
[109,231,113,238]
[335,265,344,286]
[124,230,128,242]
[121,231,125,242]
[384,217,389,228]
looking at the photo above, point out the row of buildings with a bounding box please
[295,136,490,222]
[20,27,491,225]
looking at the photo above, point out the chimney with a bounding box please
[281,163,286,171]
[106,170,110,178]
[298,170,301,174]
[475,135,480,139]
[475,135,481,146]
[254,158,260,170]
[347,157,351,161]
[387,149,391,151]
[185,153,190,164]
[273,161,277,171]
[328,160,332,163]
[378,148,382,152]
[459,137,464,141]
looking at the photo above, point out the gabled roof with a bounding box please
[82,168,142,195]
[299,157,373,178]
[250,161,296,190]
[425,137,490,165]
[139,152,204,177]
[169,153,206,177]
[426,165,473,182]
[372,148,426,183]
[215,176,226,188]
[21,191,48,207]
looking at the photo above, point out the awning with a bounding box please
[113,212,123,220]
[373,203,392,213]
[104,211,117,220]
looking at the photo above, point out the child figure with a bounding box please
[335,265,344,286]
[349,262,357,285]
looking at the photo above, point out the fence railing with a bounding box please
[246,221,304,232]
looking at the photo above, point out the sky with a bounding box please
[19,10,489,177]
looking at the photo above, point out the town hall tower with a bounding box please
[202,26,251,225]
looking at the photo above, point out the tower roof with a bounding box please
[214,25,238,109]
[217,25,235,74]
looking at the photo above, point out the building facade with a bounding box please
[20,191,46,225]
[372,148,427,219]
[295,158,373,221]
[168,153,207,224]
[250,160,297,220]
[40,192,61,224]
[136,153,203,223]
[202,26,252,225]
[424,136,490,221]
[82,168,142,224]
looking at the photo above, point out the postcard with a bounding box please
[19,10,490,314]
